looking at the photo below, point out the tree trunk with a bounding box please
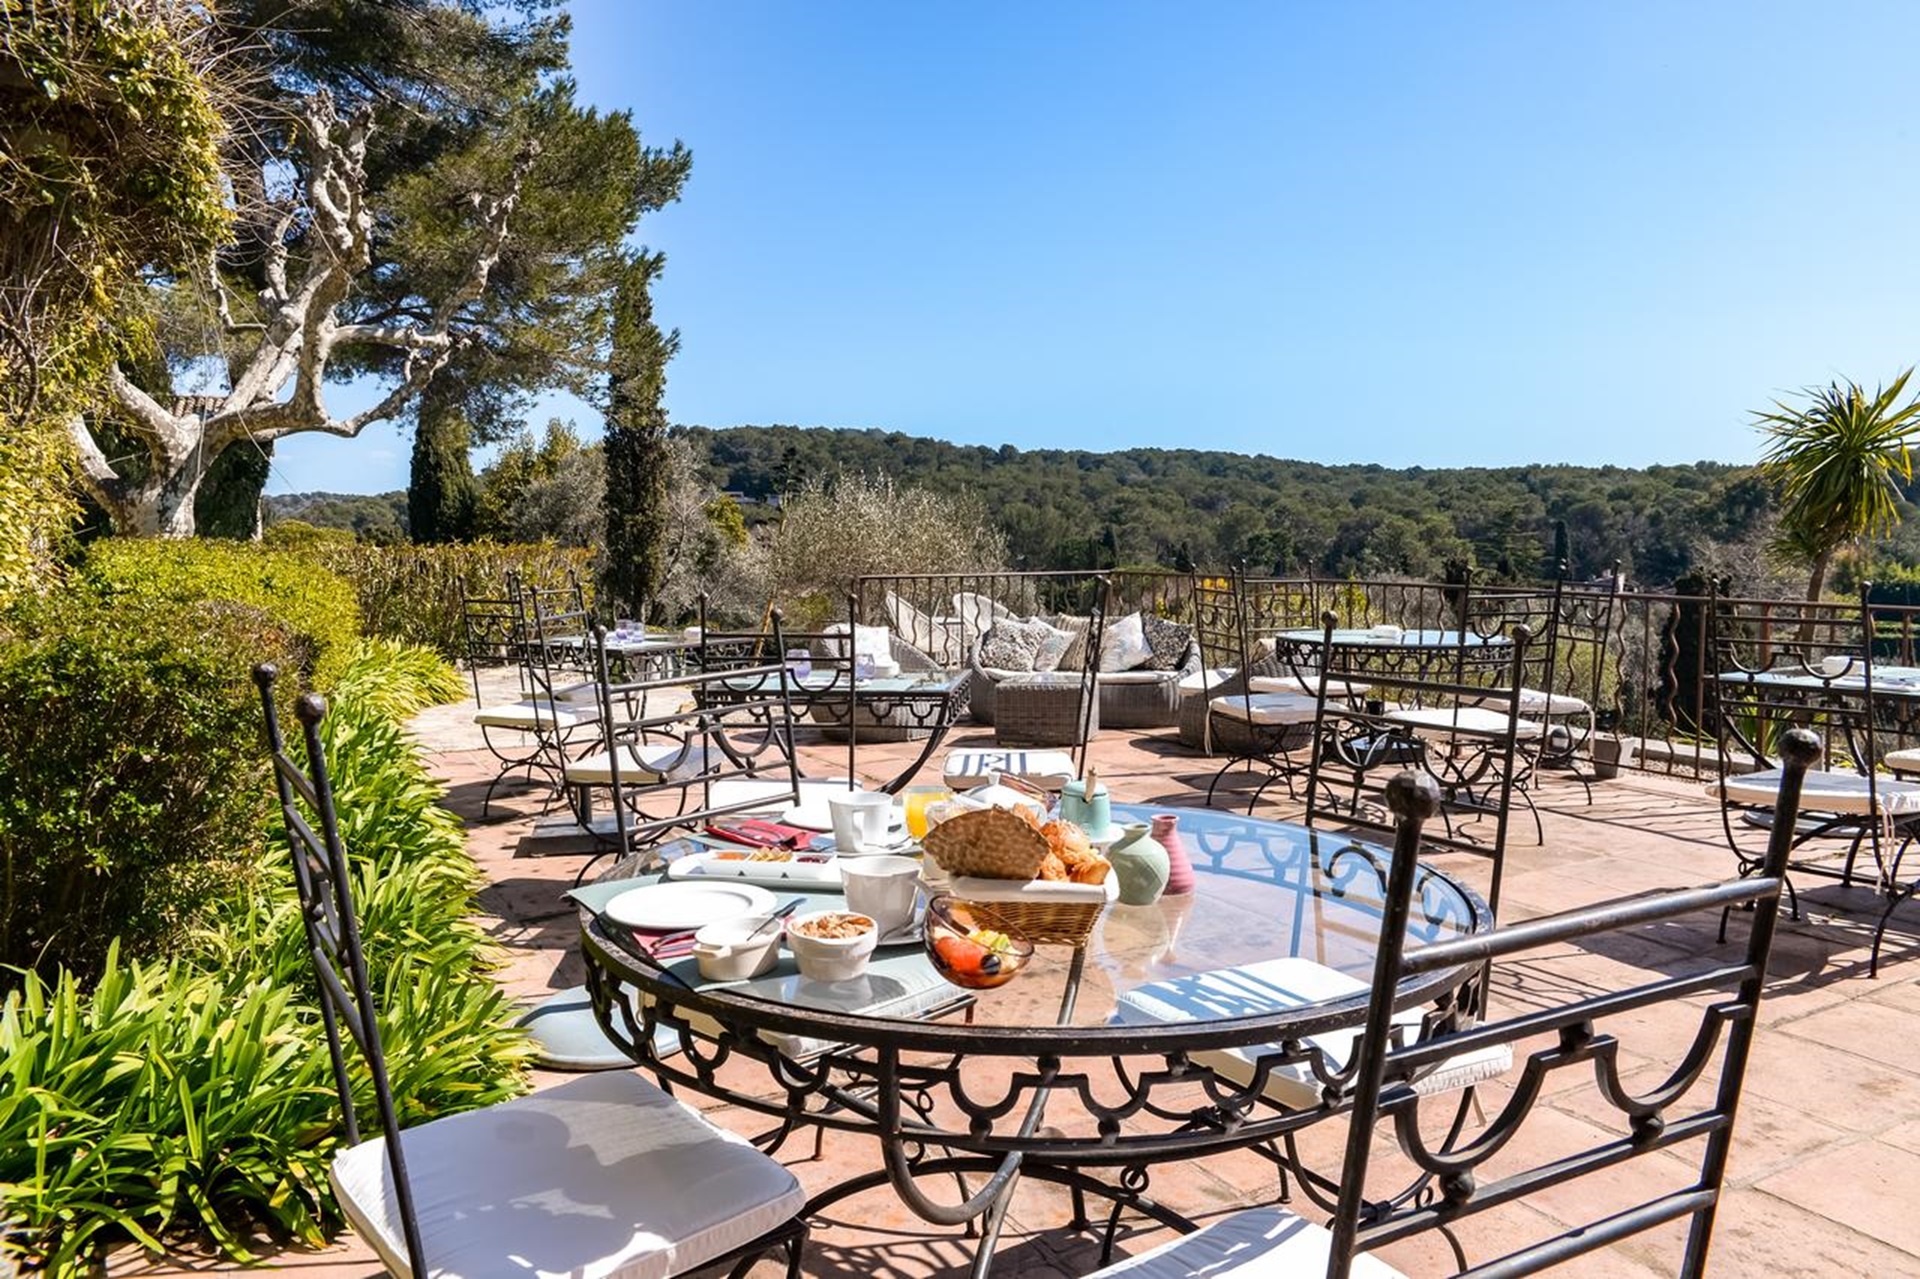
[1804,548,1832,604]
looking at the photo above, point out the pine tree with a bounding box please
[603,253,679,616]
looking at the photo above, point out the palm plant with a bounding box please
[1756,369,1920,602]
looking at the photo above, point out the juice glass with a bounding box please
[903,785,951,841]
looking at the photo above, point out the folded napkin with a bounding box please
[707,818,812,849]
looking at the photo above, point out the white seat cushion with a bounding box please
[567,741,716,785]
[1248,674,1372,699]
[943,748,1077,791]
[1087,1205,1407,1278]
[329,1070,802,1279]
[473,699,601,731]
[1886,747,1920,776]
[1386,705,1541,740]
[1515,686,1589,716]
[1712,768,1920,817]
[1176,668,1235,696]
[1208,692,1319,726]
[1096,669,1178,686]
[1113,957,1509,1111]
[553,680,603,704]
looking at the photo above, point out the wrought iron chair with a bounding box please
[1198,572,1322,812]
[1299,608,1537,916]
[464,572,602,817]
[252,664,808,1279]
[563,615,810,886]
[1707,585,1920,975]
[1087,732,1818,1278]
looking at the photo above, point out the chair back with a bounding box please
[459,574,528,703]
[589,614,807,870]
[1295,605,1536,915]
[521,574,597,705]
[1321,730,1818,1277]
[253,665,427,1277]
[1708,585,1882,781]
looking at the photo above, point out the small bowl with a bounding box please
[923,895,1035,990]
[693,916,783,983]
[784,909,879,982]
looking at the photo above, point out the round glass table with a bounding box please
[578,802,1490,1271]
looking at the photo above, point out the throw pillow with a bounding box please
[1047,613,1092,671]
[953,591,1014,638]
[977,619,1048,672]
[1029,616,1077,671]
[1099,612,1154,672]
[1141,615,1194,671]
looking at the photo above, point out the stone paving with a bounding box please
[113,673,1920,1277]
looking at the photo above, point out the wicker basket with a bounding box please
[948,876,1113,947]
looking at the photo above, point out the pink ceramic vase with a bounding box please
[1152,813,1195,896]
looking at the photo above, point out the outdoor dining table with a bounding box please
[577,802,1491,1277]
[698,667,975,793]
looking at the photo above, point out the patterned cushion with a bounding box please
[1141,615,1193,671]
[1099,612,1154,672]
[1030,617,1078,671]
[1048,613,1092,671]
[977,619,1049,673]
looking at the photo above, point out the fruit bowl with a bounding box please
[923,894,1034,989]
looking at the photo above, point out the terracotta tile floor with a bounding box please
[112,677,1920,1277]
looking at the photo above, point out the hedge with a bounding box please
[0,642,527,1270]
[299,541,596,656]
[80,540,360,689]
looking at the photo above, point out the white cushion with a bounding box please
[1029,617,1079,672]
[1386,705,1542,740]
[1099,611,1154,672]
[1113,956,1509,1111]
[473,699,601,731]
[567,741,716,785]
[1087,1205,1407,1278]
[1208,692,1318,726]
[1515,686,1589,716]
[329,1070,802,1279]
[1177,668,1235,696]
[884,591,964,665]
[820,622,892,662]
[1096,669,1177,686]
[943,748,1077,791]
[1712,768,1920,817]
[1248,674,1371,699]
[1885,747,1920,775]
[953,591,1014,636]
[553,680,603,704]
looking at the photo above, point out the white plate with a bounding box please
[603,881,779,932]
[782,800,906,834]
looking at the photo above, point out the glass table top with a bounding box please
[584,803,1487,1039]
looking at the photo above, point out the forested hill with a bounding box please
[681,424,1784,586]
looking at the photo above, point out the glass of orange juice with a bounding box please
[904,785,951,841]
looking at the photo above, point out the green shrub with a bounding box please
[260,518,355,549]
[80,540,360,689]
[0,593,301,982]
[297,541,594,656]
[0,643,527,1270]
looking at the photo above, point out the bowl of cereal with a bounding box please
[784,909,879,981]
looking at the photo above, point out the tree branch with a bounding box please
[65,412,135,525]
[104,365,194,463]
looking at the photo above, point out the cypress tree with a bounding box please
[408,381,478,543]
[603,252,679,617]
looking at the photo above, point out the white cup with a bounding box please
[827,789,894,853]
[841,855,922,936]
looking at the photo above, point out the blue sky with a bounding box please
[271,0,1920,494]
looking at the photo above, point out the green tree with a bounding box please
[407,381,479,543]
[1756,369,1920,601]
[603,253,680,616]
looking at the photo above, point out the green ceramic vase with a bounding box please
[1107,822,1169,905]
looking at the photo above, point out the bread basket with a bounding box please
[924,809,1109,946]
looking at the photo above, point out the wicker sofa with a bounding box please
[971,640,1202,730]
